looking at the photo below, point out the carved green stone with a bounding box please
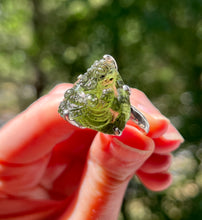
[58,55,131,135]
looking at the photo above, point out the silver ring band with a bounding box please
[130,105,150,134]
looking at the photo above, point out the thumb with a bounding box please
[60,125,154,220]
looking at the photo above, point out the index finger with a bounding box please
[0,84,80,164]
[129,88,170,138]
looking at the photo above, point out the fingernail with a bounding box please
[111,125,154,164]
[113,125,153,152]
[109,132,154,173]
[152,114,170,123]
[163,124,184,143]
[111,137,153,164]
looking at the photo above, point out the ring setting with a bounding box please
[58,55,149,136]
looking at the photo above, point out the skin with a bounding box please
[0,83,184,220]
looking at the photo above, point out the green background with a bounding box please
[0,0,201,219]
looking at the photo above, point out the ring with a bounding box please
[58,54,150,136]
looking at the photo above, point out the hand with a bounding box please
[0,84,183,220]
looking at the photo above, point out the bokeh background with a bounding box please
[0,0,201,219]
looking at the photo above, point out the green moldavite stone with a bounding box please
[58,55,131,135]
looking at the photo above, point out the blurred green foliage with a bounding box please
[0,0,201,219]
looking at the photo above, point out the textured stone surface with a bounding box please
[58,55,131,135]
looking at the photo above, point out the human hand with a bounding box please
[0,83,184,220]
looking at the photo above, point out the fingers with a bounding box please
[136,123,183,191]
[0,154,50,194]
[136,170,172,191]
[0,199,66,220]
[154,123,184,154]
[136,154,173,191]
[139,153,172,173]
[129,88,184,191]
[40,129,96,198]
[0,83,82,164]
[60,125,154,220]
